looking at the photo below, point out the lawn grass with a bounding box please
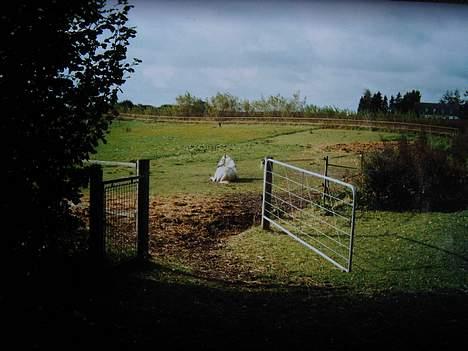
[8,120,464,349]
[92,120,467,294]
[224,210,468,294]
[93,120,401,195]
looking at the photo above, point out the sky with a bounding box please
[119,0,468,111]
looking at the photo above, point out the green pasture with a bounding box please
[225,210,468,294]
[93,120,467,294]
[93,120,400,195]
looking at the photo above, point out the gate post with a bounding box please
[137,159,150,260]
[262,157,273,230]
[89,165,105,261]
[322,156,329,203]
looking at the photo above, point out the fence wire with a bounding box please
[262,159,356,272]
[104,176,139,262]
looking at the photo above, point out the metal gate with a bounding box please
[262,158,356,272]
[103,175,139,262]
[89,159,149,263]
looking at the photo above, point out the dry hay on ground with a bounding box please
[149,193,262,280]
[322,141,400,154]
[72,192,263,281]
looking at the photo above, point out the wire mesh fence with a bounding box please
[103,176,139,263]
[88,160,149,264]
[262,158,356,272]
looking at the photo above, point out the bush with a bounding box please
[1,1,138,277]
[359,135,468,211]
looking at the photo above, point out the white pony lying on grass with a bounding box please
[210,154,238,183]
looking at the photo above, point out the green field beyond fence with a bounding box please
[118,113,460,135]
[91,120,467,294]
[94,120,399,195]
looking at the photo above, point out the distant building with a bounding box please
[417,102,462,119]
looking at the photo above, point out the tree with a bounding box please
[207,92,240,117]
[389,95,395,114]
[1,1,139,267]
[157,104,176,116]
[394,92,403,113]
[175,92,206,116]
[382,95,389,114]
[360,89,421,116]
[116,99,135,112]
[440,89,462,105]
[358,89,372,114]
[371,91,383,113]
[401,90,421,114]
[241,99,252,115]
[283,91,306,116]
[251,95,269,115]
[358,90,389,114]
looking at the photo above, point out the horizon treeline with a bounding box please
[115,89,467,119]
[358,89,422,115]
[116,91,353,118]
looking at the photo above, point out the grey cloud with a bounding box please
[121,0,468,109]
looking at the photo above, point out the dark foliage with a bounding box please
[0,1,139,276]
[440,89,463,105]
[359,134,468,211]
[359,89,421,116]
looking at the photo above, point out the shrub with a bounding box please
[1,1,138,275]
[359,135,468,211]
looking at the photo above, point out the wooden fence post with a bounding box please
[262,157,273,230]
[89,165,105,261]
[137,159,150,261]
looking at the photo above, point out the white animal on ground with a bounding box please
[210,154,238,183]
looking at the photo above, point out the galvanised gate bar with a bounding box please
[262,158,357,272]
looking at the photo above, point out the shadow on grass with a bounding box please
[3,259,467,349]
[234,177,263,183]
[396,235,468,263]
[352,231,468,274]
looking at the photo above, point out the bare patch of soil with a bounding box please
[71,192,264,280]
[322,141,399,154]
[149,192,262,280]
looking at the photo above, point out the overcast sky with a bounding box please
[119,0,468,111]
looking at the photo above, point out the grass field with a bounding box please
[93,120,400,195]
[225,211,468,293]
[8,120,465,349]
[91,120,467,294]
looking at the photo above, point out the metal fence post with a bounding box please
[89,165,105,261]
[137,159,150,260]
[262,157,273,230]
[359,153,364,184]
[348,186,357,273]
[322,156,329,203]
